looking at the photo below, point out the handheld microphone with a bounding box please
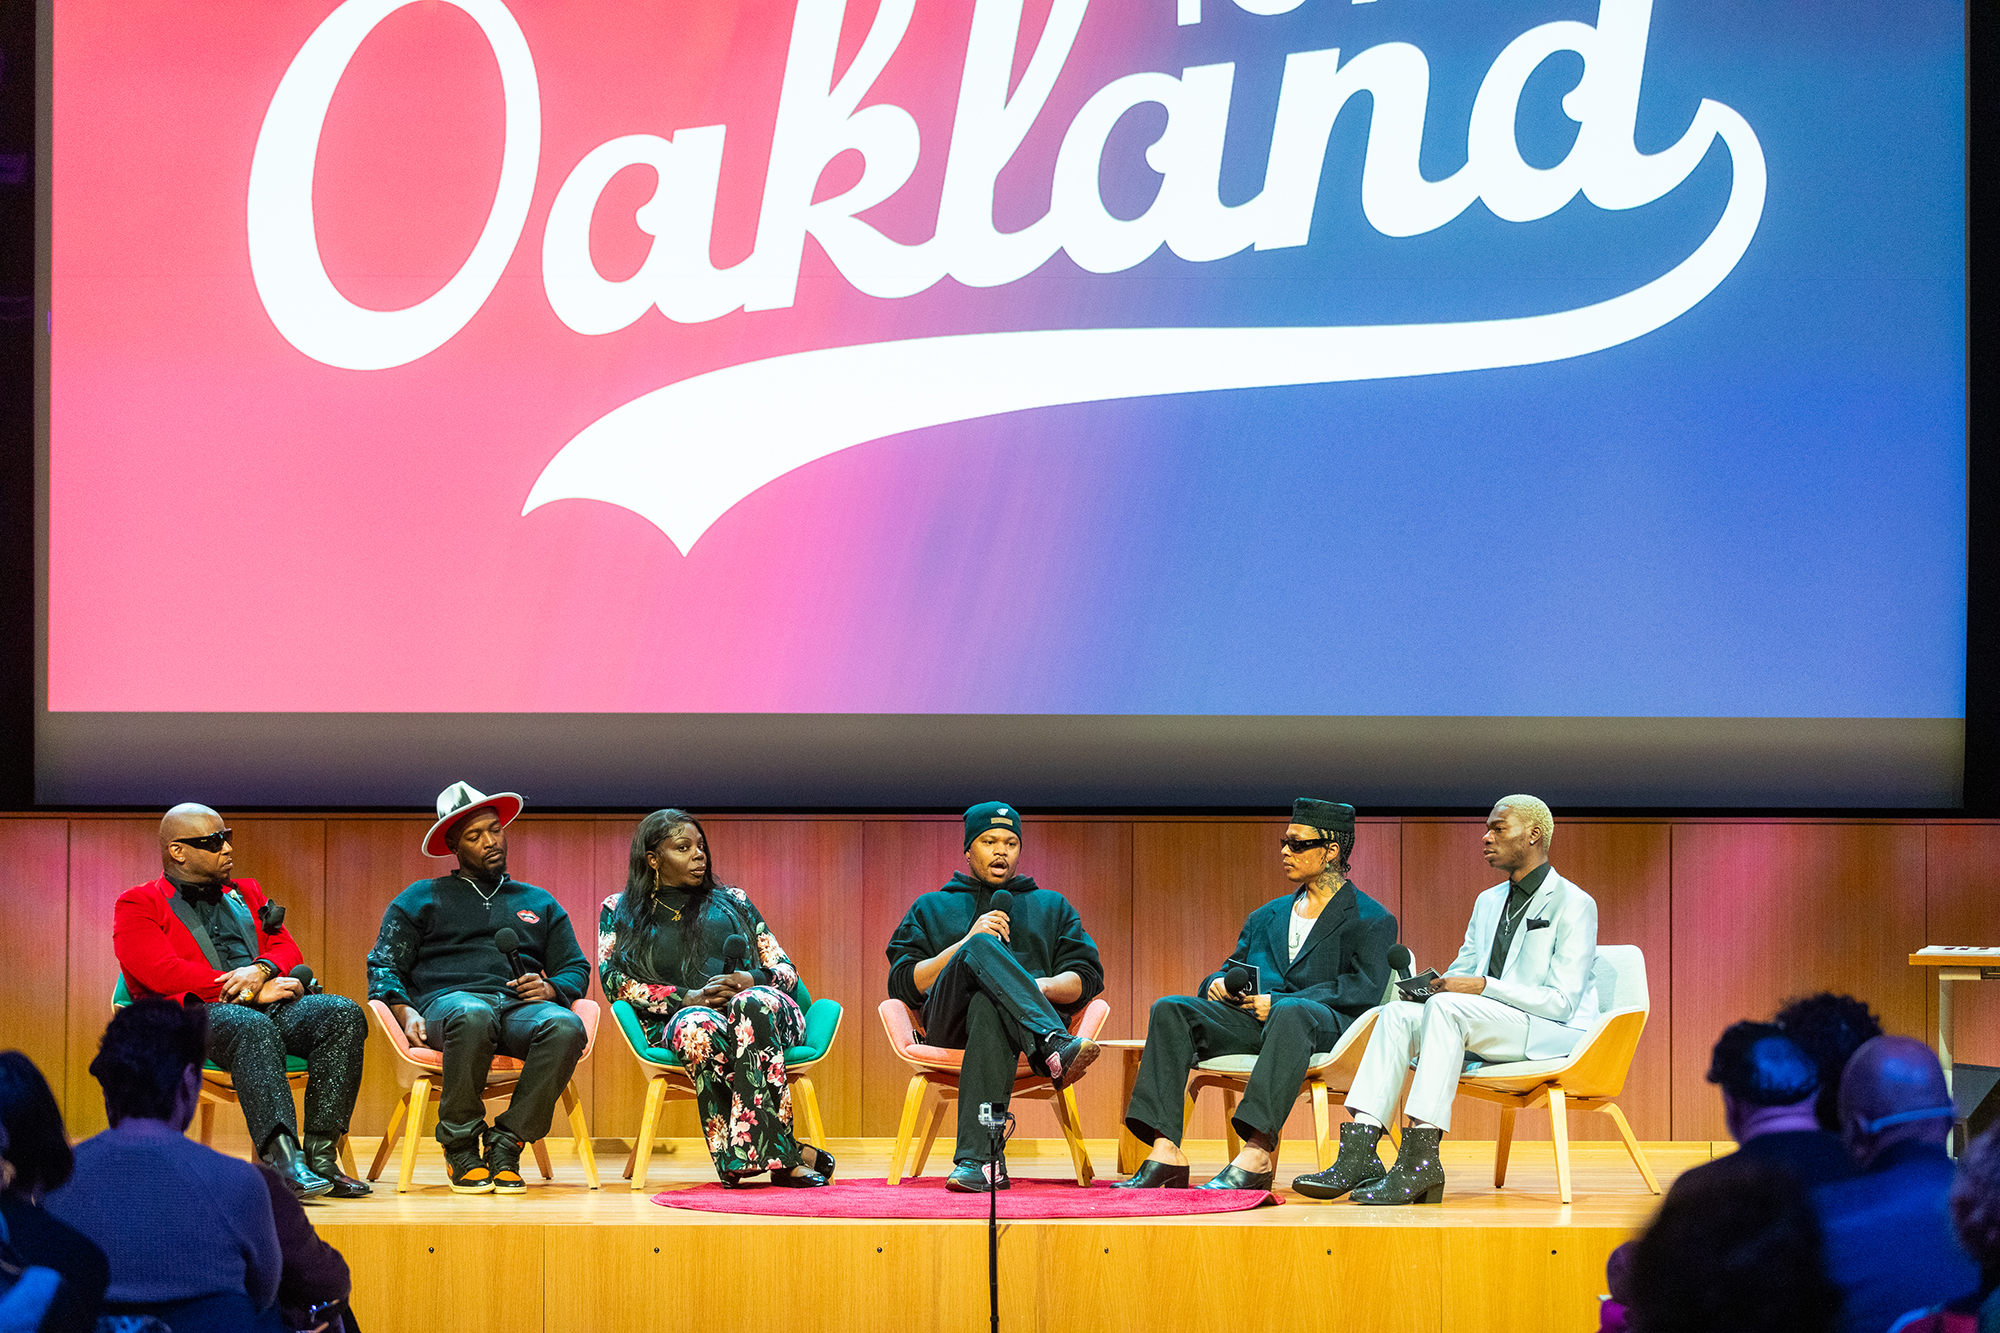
[722,933,749,973]
[494,927,526,979]
[989,889,1013,917]
[1389,946,1414,982]
[288,964,323,996]
[1224,965,1251,998]
[258,900,286,933]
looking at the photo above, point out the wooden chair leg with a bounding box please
[398,1077,430,1193]
[531,1137,554,1179]
[889,1075,929,1184]
[910,1089,948,1180]
[1181,1085,1199,1150]
[1604,1102,1660,1194]
[1055,1087,1094,1186]
[630,1076,666,1190]
[793,1075,827,1148]
[563,1081,599,1189]
[1494,1105,1518,1188]
[367,1094,407,1182]
[197,1100,216,1146]
[1310,1081,1334,1171]
[1548,1086,1572,1205]
[1221,1087,1242,1162]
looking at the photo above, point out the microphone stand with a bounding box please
[978,1103,1013,1333]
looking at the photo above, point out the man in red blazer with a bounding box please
[113,804,370,1199]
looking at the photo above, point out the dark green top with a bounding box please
[598,885,803,1048]
[366,873,589,1013]
[1486,862,1552,978]
[885,874,1103,1016]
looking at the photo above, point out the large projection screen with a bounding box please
[38,0,1965,808]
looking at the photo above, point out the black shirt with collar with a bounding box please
[167,875,265,972]
[1486,862,1551,979]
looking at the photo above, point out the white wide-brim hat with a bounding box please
[423,781,524,857]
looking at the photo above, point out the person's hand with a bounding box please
[695,971,755,1005]
[216,964,268,1004]
[1244,993,1272,1021]
[397,1005,427,1045]
[254,976,304,1005]
[507,972,558,1004]
[1435,975,1486,996]
[967,910,1010,944]
[1205,977,1229,1002]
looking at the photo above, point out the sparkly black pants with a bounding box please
[203,993,368,1151]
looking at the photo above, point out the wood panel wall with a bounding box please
[7,813,1992,1151]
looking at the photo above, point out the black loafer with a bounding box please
[1112,1159,1192,1189]
[802,1144,836,1181]
[771,1166,830,1188]
[945,1161,1009,1193]
[1197,1164,1276,1192]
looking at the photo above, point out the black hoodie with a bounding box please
[885,873,1103,1016]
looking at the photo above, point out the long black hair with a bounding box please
[609,810,748,985]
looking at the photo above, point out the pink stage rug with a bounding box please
[653,1175,1280,1219]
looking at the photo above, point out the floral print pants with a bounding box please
[666,985,807,1178]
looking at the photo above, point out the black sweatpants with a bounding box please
[1123,993,1337,1147]
[921,934,1068,1164]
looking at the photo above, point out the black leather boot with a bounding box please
[262,1127,333,1201]
[1292,1122,1387,1200]
[304,1133,372,1198]
[1351,1126,1446,1205]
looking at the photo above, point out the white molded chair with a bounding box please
[1452,943,1660,1204]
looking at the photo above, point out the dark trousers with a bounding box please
[921,933,1067,1164]
[421,992,587,1150]
[203,994,367,1151]
[1124,993,1337,1146]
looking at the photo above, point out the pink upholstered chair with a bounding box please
[878,996,1111,1186]
[364,998,601,1192]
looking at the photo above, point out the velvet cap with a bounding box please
[1290,798,1356,837]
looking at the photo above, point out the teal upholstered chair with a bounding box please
[111,973,356,1175]
[611,984,842,1191]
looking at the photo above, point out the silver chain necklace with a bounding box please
[458,870,507,908]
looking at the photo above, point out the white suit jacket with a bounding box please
[1442,868,1600,1061]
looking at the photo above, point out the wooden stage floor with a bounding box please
[304,1138,1711,1333]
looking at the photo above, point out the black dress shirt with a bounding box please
[1486,862,1551,978]
[168,877,260,970]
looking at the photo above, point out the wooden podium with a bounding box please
[1909,946,2000,1096]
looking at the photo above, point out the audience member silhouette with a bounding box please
[1887,1121,2000,1332]
[1625,1151,1839,1333]
[1775,993,1884,1133]
[45,1001,285,1333]
[1815,1035,1977,1333]
[0,1052,107,1332]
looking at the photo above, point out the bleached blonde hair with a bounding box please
[1494,795,1555,850]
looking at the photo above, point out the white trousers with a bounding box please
[1344,994,1531,1132]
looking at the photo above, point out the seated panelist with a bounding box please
[112,804,368,1200]
[365,783,589,1194]
[598,809,831,1188]
[885,802,1104,1193]
[1115,799,1397,1193]
[1315,794,1599,1205]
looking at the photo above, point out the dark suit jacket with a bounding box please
[1199,883,1397,1036]
[1815,1140,1979,1333]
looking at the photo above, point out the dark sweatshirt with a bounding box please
[366,873,589,1013]
[885,873,1103,1016]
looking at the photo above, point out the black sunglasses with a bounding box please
[174,829,234,853]
[1279,836,1331,853]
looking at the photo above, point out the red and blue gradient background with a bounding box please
[48,0,1964,716]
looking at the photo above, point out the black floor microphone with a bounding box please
[494,926,527,979]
